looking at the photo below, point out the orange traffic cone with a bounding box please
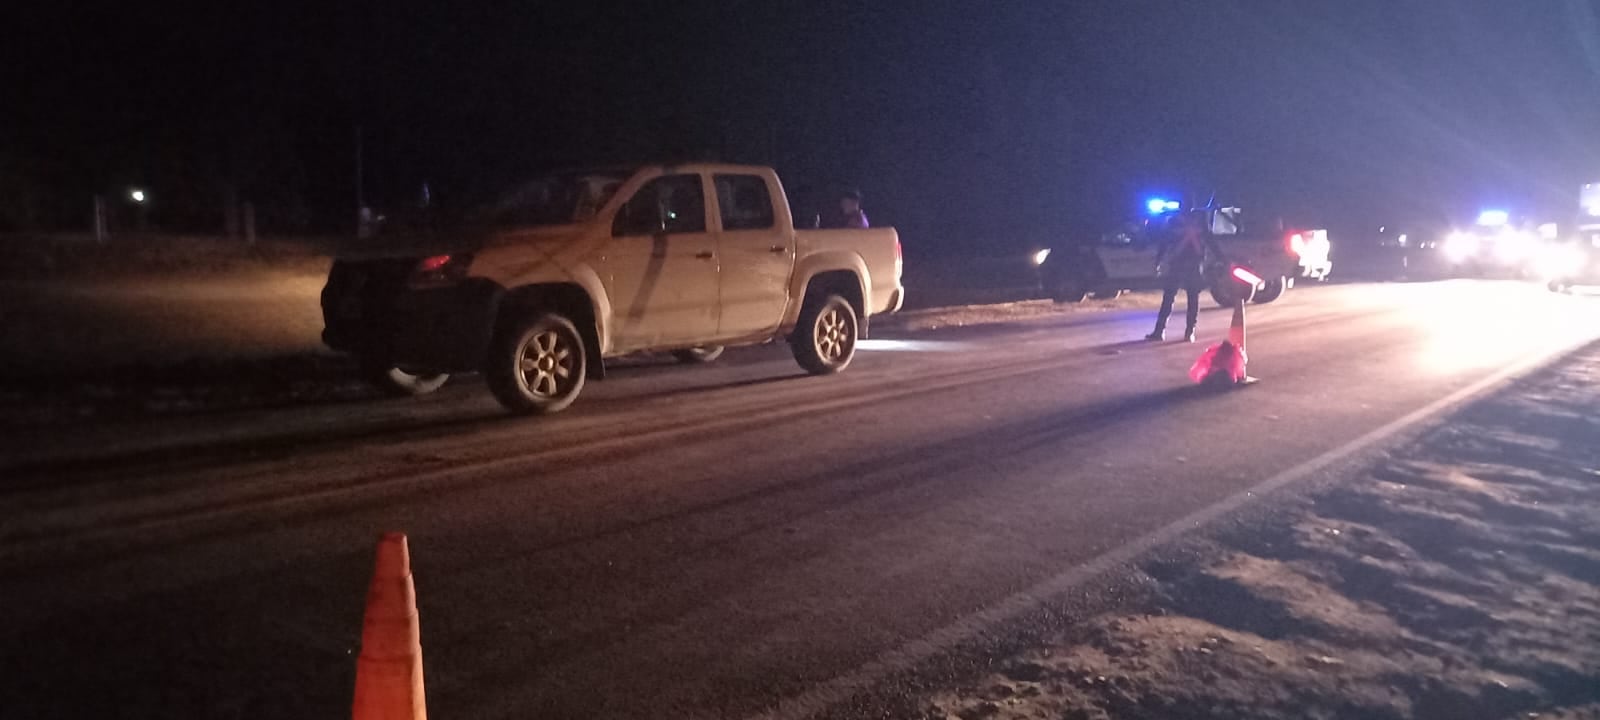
[352,532,427,720]
[1223,299,1257,385]
[1228,300,1246,356]
[1188,300,1254,387]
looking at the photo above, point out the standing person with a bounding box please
[826,189,869,229]
[1146,210,1210,342]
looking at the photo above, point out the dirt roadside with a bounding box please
[0,272,1155,425]
[922,346,1600,720]
[878,293,1163,334]
[0,234,333,281]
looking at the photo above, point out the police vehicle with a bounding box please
[1037,199,1332,306]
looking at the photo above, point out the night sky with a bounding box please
[8,0,1600,253]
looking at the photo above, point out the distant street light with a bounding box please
[129,189,147,204]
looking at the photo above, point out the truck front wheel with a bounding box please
[1251,276,1287,304]
[672,345,726,364]
[792,294,858,375]
[1210,281,1256,308]
[486,312,588,415]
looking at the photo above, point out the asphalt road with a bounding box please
[2,280,1597,719]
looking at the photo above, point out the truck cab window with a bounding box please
[715,174,775,230]
[612,174,706,236]
[1210,208,1241,236]
[480,172,629,228]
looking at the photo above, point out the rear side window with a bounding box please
[714,174,775,231]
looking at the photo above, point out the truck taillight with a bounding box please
[894,238,903,278]
[409,254,472,288]
[1287,233,1307,256]
[417,255,452,272]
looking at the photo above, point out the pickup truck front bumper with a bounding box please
[321,260,502,373]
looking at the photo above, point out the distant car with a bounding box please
[322,163,904,414]
[1038,207,1331,307]
[1436,212,1543,278]
[1537,233,1600,292]
[1372,224,1452,279]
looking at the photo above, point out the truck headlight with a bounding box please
[1493,233,1531,264]
[1443,231,1478,263]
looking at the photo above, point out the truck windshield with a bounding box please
[479,172,630,227]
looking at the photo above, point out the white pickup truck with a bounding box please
[1040,206,1332,306]
[322,163,905,414]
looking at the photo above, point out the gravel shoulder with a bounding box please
[0,269,1160,424]
[923,344,1600,720]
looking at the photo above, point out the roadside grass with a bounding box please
[0,233,333,280]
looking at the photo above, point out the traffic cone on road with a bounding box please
[1188,300,1254,386]
[352,532,427,720]
[1227,299,1247,357]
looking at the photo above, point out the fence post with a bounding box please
[244,201,257,245]
[93,195,107,244]
[224,185,240,239]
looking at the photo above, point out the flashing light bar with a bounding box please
[1145,198,1182,215]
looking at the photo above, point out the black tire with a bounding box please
[1210,280,1256,308]
[485,312,588,415]
[1090,288,1124,301]
[672,345,725,364]
[1051,276,1088,303]
[791,294,858,375]
[1251,277,1287,304]
[360,357,449,397]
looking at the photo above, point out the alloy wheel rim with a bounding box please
[518,329,576,398]
[817,308,853,362]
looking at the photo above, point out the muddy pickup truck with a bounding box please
[322,163,904,414]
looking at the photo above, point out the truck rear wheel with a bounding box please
[360,358,450,397]
[792,294,858,375]
[1251,276,1287,304]
[1051,276,1088,303]
[1210,281,1255,308]
[486,312,587,415]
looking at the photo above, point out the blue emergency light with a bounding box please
[1476,209,1510,227]
[1146,198,1181,215]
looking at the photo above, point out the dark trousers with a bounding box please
[1154,265,1203,333]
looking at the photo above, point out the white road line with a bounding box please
[742,337,1594,720]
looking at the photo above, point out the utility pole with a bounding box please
[355,124,366,237]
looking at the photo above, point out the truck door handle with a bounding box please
[769,246,787,254]
[695,251,715,260]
